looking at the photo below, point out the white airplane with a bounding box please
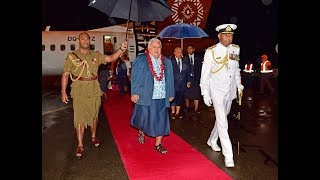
[42,24,136,75]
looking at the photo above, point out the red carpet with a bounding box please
[103,90,232,180]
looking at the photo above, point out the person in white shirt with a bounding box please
[200,24,244,168]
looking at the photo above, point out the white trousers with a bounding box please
[208,99,233,159]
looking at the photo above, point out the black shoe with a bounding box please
[184,107,190,112]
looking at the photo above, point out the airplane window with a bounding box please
[42,44,45,51]
[90,44,95,50]
[50,44,55,51]
[60,44,65,51]
[70,44,75,51]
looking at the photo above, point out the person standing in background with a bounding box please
[257,54,274,94]
[183,44,203,114]
[98,52,113,100]
[170,47,191,119]
[243,59,254,88]
[115,53,130,96]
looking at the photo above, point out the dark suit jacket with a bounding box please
[183,53,202,84]
[171,56,191,91]
[131,53,174,107]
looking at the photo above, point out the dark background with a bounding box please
[42,0,278,65]
[206,0,278,66]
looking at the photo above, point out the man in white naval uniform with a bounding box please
[200,24,244,168]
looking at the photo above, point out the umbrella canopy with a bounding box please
[88,0,172,22]
[157,23,209,49]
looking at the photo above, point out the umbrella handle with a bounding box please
[125,20,129,41]
[125,23,129,41]
[125,0,132,42]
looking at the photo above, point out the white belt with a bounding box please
[261,70,273,73]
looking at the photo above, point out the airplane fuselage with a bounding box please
[42,28,136,75]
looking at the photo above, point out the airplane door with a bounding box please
[103,35,115,55]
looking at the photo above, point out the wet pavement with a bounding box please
[42,75,278,180]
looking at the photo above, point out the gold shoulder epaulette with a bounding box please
[66,52,73,61]
[231,44,239,48]
[208,44,217,50]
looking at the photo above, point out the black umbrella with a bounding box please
[88,0,172,39]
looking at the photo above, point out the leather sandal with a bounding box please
[154,144,167,154]
[92,137,100,147]
[75,146,84,158]
[171,113,176,120]
[137,133,145,144]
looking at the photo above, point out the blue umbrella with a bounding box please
[157,23,209,49]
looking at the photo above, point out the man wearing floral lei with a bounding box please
[130,38,175,154]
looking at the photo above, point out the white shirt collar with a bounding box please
[218,42,228,50]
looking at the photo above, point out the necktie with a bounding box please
[178,59,182,72]
[190,56,193,65]
[189,56,194,75]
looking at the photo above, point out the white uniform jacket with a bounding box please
[200,43,242,104]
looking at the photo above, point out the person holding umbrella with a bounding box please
[61,32,127,158]
[130,38,174,154]
[200,24,244,167]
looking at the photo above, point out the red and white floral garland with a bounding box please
[145,49,165,81]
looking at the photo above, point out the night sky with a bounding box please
[205,0,278,65]
[42,0,278,66]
